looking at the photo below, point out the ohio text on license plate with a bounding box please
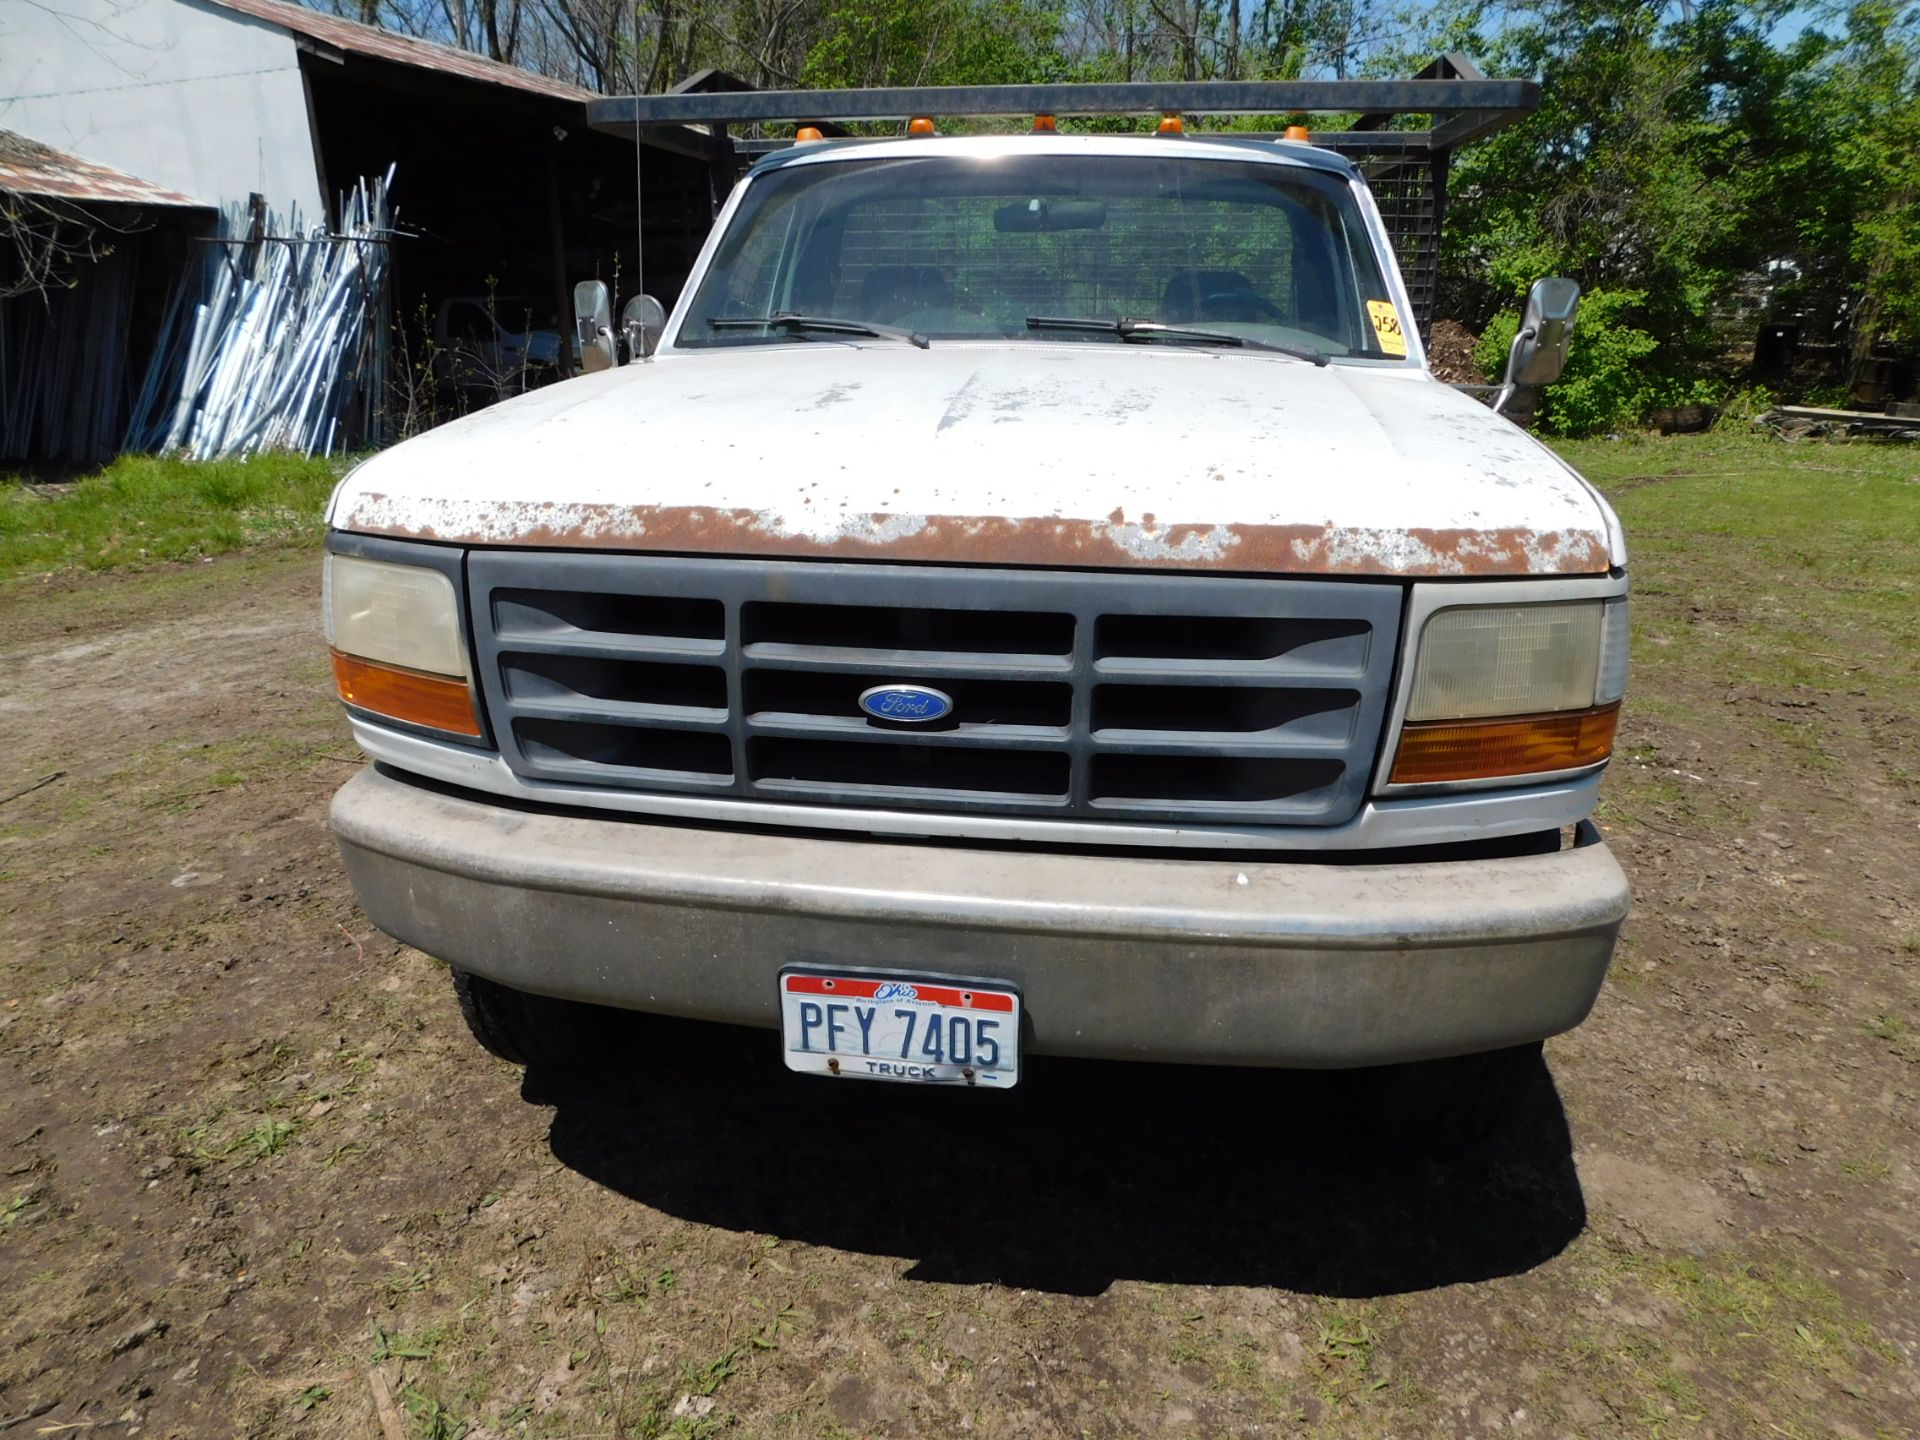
[778,970,1021,1088]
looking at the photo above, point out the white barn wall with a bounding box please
[0,0,324,223]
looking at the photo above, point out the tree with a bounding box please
[291,0,1919,418]
[800,0,1065,87]
[1800,2,1920,378]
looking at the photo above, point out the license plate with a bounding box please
[778,969,1021,1088]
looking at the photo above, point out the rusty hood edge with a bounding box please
[329,345,1620,579]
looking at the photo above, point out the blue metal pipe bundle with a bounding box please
[125,167,397,461]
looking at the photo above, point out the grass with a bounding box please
[1310,1308,1389,1407]
[401,1387,468,1440]
[1,1191,39,1237]
[1557,433,1920,704]
[178,1108,300,1168]
[129,730,335,815]
[371,1325,445,1364]
[0,452,344,580]
[1561,1233,1900,1435]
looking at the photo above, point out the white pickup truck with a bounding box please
[323,103,1628,1142]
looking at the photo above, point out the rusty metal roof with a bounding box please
[0,130,211,207]
[204,0,594,103]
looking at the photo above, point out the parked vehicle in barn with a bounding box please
[323,82,1628,1144]
[431,294,564,400]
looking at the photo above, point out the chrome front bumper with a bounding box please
[331,765,1629,1068]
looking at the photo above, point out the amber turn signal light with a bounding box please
[1389,703,1619,786]
[331,650,482,737]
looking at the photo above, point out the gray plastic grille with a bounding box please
[469,554,1402,827]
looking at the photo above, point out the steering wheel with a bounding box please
[1198,289,1288,324]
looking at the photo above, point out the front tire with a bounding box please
[450,968,612,1070]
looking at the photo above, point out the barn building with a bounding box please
[1,0,715,464]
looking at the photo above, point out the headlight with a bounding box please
[324,552,481,737]
[1389,595,1625,786]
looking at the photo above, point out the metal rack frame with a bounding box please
[587,55,1537,337]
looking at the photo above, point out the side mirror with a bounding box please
[621,294,667,361]
[572,279,616,374]
[1494,277,1581,415]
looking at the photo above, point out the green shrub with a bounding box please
[1475,289,1671,437]
[1712,384,1776,429]
[1473,313,1519,383]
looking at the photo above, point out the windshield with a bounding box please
[676,152,1409,360]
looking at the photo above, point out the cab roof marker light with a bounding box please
[1032,113,1057,132]
[907,116,937,135]
[795,125,824,142]
[1284,124,1311,142]
[1157,111,1184,134]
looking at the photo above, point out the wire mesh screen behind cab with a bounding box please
[1357,156,1440,344]
[685,155,1408,360]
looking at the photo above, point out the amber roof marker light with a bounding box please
[1032,113,1057,133]
[600,69,1544,341]
[1157,111,1184,134]
[795,124,824,142]
[1284,124,1312,141]
[907,116,937,135]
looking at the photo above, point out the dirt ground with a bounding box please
[2,440,1917,1438]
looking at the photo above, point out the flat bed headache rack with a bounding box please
[586,56,1538,340]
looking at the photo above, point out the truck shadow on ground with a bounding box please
[531,1019,1586,1299]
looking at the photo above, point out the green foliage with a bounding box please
[1821,3,1920,353]
[1429,1,1795,345]
[0,452,342,580]
[800,0,1065,89]
[1473,312,1516,386]
[1477,289,1668,435]
[1411,0,1920,406]
[1712,382,1776,429]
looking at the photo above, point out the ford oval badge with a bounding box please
[858,684,954,724]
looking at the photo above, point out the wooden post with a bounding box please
[545,133,576,377]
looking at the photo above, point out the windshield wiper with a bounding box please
[1026,315,1328,366]
[709,312,930,349]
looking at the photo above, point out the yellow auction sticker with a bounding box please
[1366,300,1408,357]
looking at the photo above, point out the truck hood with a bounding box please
[331,343,1620,577]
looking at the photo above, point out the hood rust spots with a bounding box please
[341,494,1611,577]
